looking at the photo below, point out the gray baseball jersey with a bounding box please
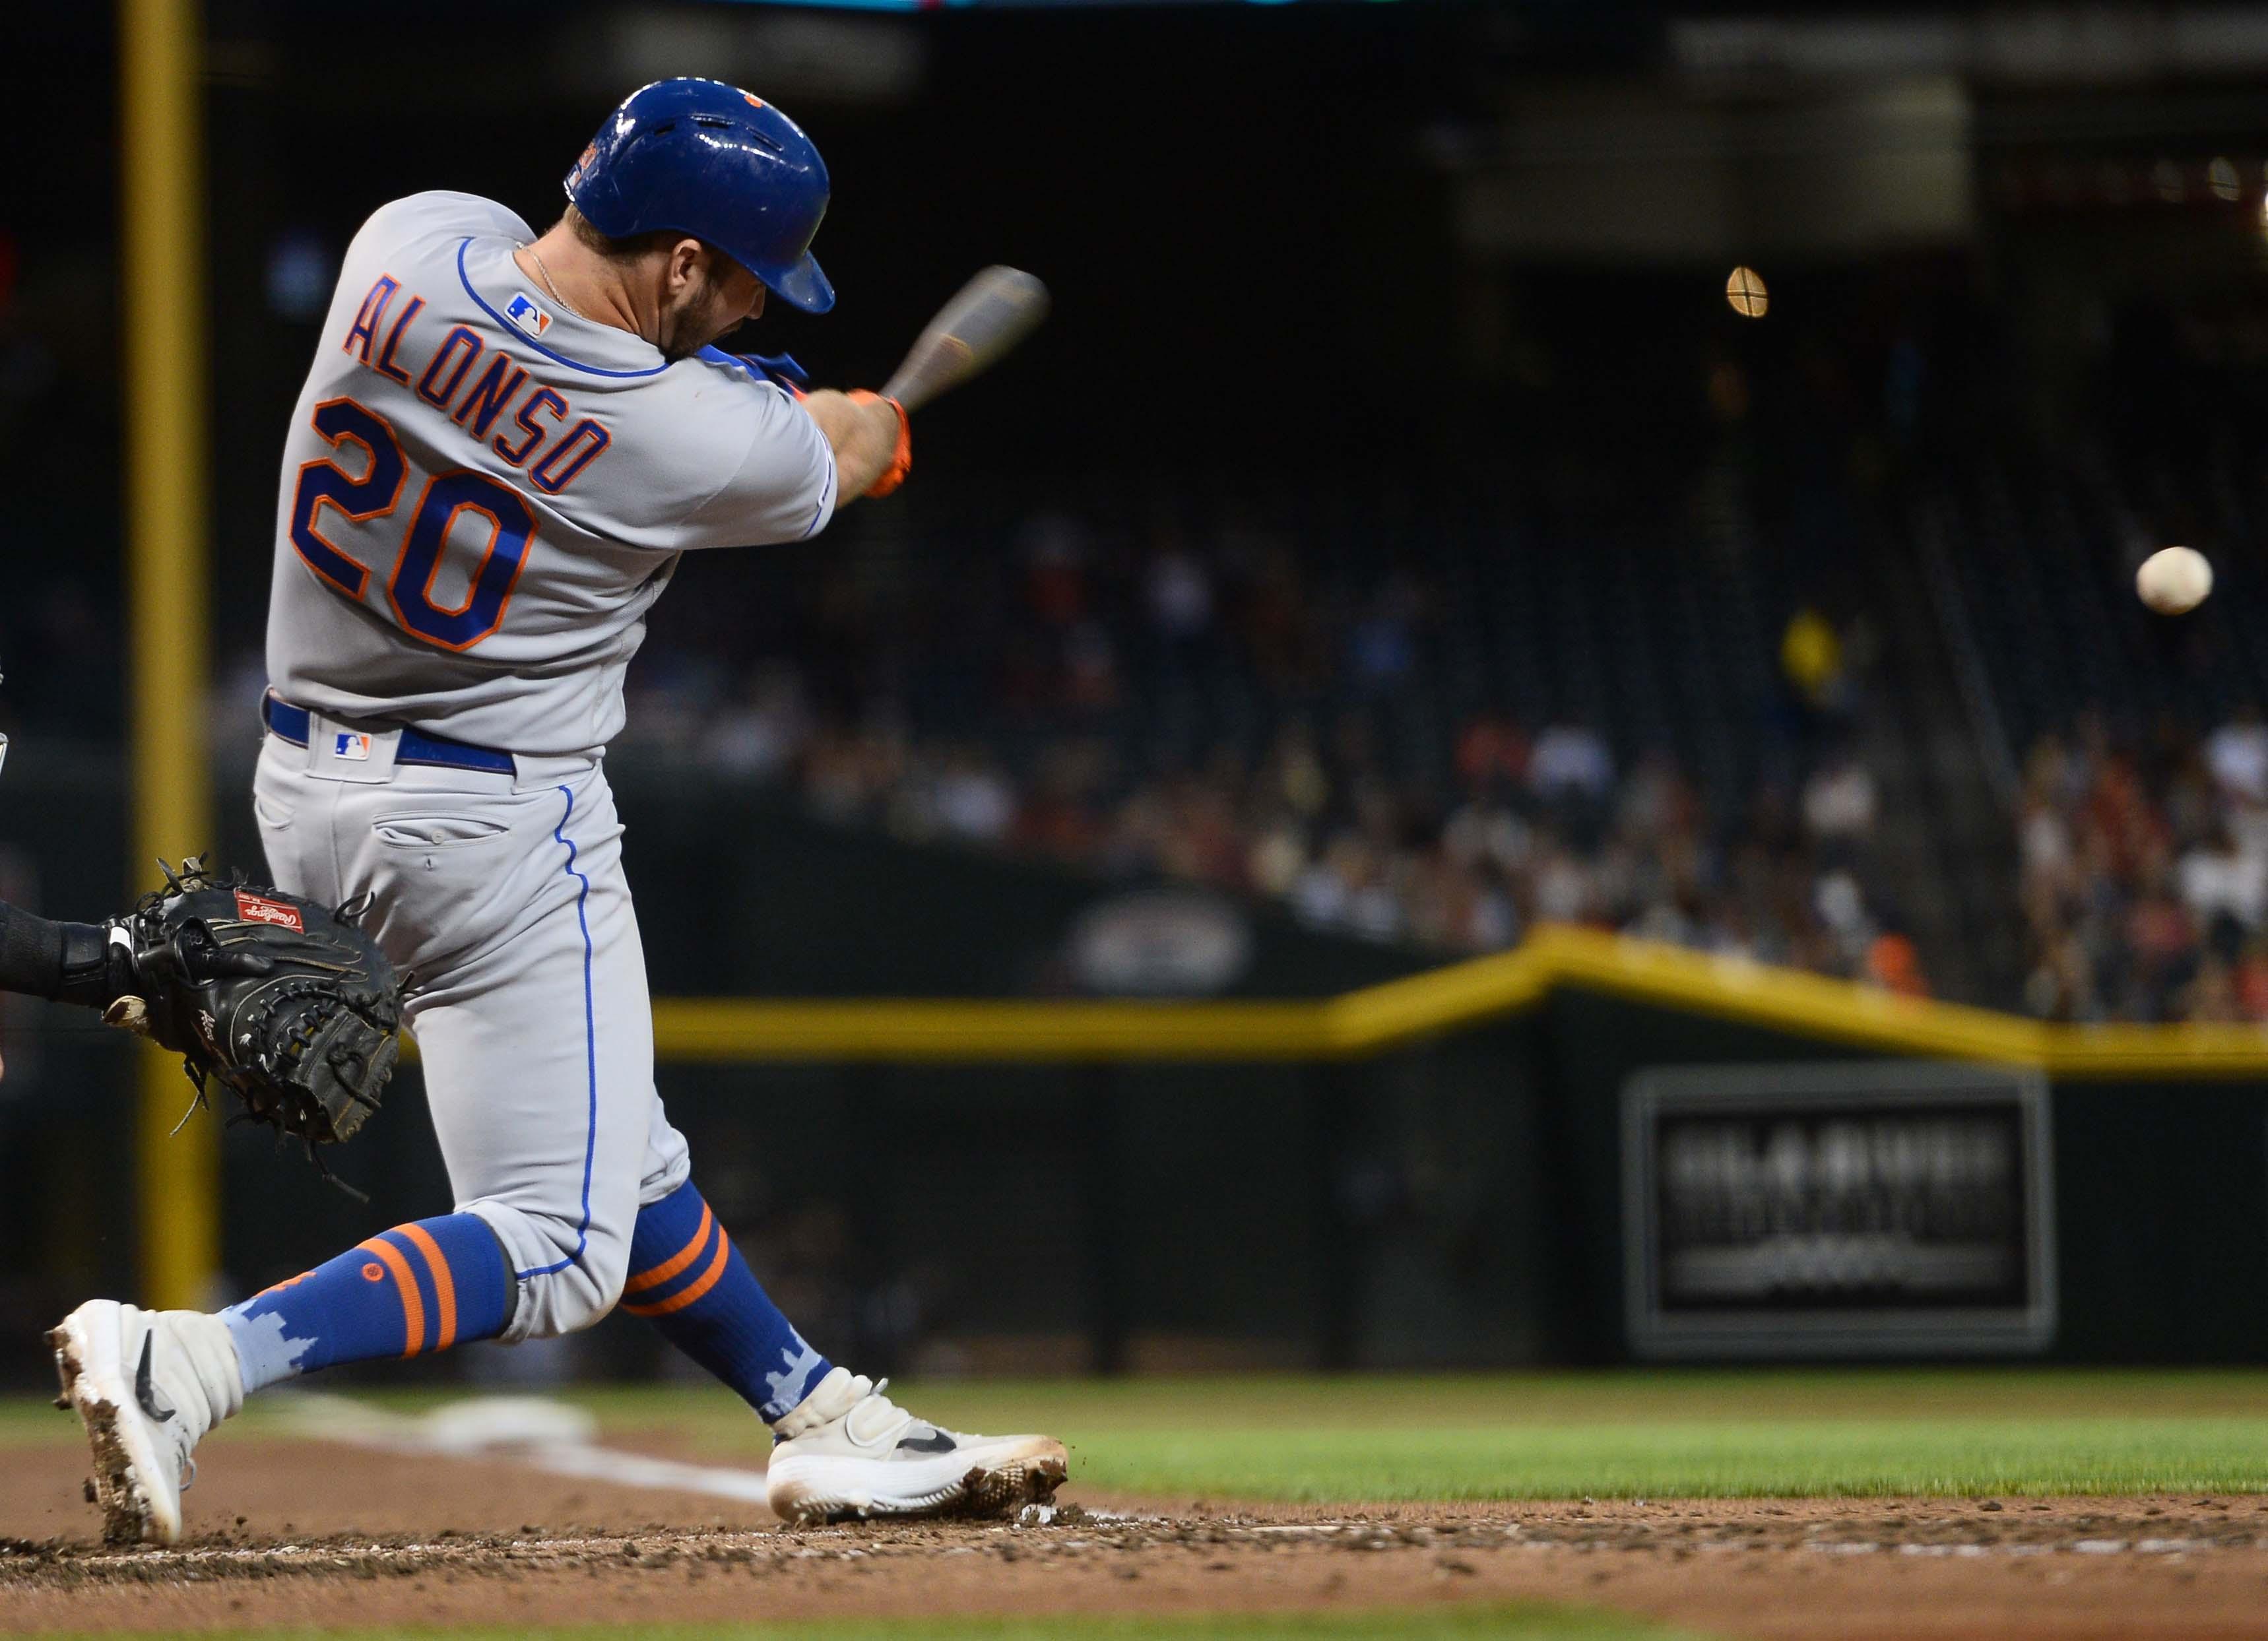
[265,191,838,756]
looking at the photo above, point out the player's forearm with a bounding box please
[800,389,907,504]
[0,900,124,1006]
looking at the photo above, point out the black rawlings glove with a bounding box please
[110,859,401,1152]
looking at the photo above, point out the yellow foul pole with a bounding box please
[120,0,218,1309]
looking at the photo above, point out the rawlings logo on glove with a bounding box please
[232,891,305,931]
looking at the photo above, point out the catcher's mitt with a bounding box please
[110,859,401,1156]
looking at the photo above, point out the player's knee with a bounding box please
[543,1228,632,1336]
[470,1202,633,1339]
[583,1234,633,1319]
[517,1260,624,1341]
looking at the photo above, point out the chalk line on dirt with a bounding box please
[269,1392,775,1503]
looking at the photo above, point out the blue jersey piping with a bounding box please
[515,783,600,1280]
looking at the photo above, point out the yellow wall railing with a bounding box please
[649,923,2268,1079]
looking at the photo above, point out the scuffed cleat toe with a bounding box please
[764,1370,1069,1525]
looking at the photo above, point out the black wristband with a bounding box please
[55,920,129,1010]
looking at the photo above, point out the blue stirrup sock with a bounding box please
[219,1213,516,1394]
[624,1180,831,1423]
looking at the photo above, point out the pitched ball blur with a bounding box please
[2136,545,2213,614]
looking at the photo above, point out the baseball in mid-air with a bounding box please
[2137,546,2213,614]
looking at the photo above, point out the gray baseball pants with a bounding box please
[252,715,692,1340]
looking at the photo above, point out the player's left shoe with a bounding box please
[764,1367,1068,1525]
[48,1299,243,1545]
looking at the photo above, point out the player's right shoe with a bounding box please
[48,1299,243,1545]
[764,1367,1068,1525]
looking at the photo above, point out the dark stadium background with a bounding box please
[7,0,2268,1386]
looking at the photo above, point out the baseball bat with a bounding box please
[880,266,1051,412]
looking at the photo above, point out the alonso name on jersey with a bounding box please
[337,269,613,496]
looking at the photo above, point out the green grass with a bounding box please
[576,1370,2268,1500]
[12,1370,2268,1498]
[32,1611,1694,1641]
[1064,1416,2268,1500]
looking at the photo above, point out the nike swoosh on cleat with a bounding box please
[895,1431,957,1453]
[135,1333,175,1425]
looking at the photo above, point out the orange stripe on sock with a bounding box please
[623,1204,713,1295]
[395,1223,458,1352]
[621,1229,731,1317]
[359,1237,426,1357]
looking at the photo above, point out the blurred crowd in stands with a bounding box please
[575,505,1926,995]
[2019,710,2268,1022]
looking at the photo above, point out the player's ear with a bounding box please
[664,237,705,295]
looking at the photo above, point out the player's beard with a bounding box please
[656,268,746,362]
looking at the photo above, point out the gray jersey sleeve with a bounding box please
[362,190,533,259]
[674,380,839,550]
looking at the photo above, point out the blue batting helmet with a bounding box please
[565,79,835,315]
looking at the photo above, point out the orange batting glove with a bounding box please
[847,389,911,498]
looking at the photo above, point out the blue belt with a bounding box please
[263,692,517,775]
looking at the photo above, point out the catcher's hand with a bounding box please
[110,859,401,1149]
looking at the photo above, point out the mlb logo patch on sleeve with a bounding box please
[333,731,373,761]
[232,891,305,932]
[505,292,554,337]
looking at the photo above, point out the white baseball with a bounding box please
[2137,546,2213,614]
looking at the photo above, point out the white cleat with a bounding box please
[764,1366,1068,1526]
[48,1300,242,1545]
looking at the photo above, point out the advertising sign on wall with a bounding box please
[1623,1061,2055,1358]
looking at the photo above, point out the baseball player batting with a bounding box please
[46,78,1065,1544]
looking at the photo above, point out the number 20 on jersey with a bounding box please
[288,399,536,651]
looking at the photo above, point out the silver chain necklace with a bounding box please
[523,243,587,320]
